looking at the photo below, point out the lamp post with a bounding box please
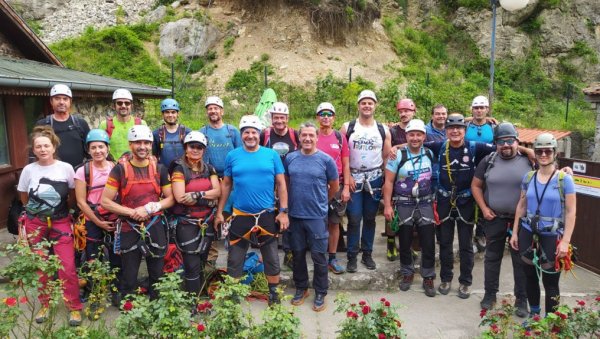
[489,0,529,110]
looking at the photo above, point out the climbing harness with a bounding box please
[173,209,216,255]
[227,208,278,247]
[113,215,167,257]
[351,168,382,199]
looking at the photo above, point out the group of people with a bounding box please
[16,84,576,326]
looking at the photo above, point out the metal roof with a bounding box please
[0,57,171,98]
[515,127,571,146]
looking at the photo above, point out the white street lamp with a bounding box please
[489,0,529,110]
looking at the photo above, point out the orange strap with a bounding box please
[229,225,276,246]
[73,214,87,251]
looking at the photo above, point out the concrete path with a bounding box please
[1,215,598,338]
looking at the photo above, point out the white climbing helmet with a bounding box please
[205,96,224,108]
[405,119,427,134]
[316,102,336,115]
[268,102,289,116]
[127,125,153,142]
[184,131,208,147]
[471,95,489,107]
[50,84,72,98]
[113,88,133,101]
[239,115,263,131]
[357,89,378,103]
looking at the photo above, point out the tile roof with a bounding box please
[0,57,171,98]
[516,127,571,145]
[583,83,600,96]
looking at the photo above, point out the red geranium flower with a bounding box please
[123,300,133,311]
[532,314,541,322]
[577,300,585,306]
[362,305,371,315]
[480,309,487,318]
[490,324,499,334]
[197,323,205,332]
[551,325,561,334]
[554,311,567,320]
[384,300,390,307]
[380,297,386,302]
[378,333,386,339]
[595,296,600,302]
[19,296,28,304]
[4,297,17,307]
[524,330,532,337]
[359,300,366,306]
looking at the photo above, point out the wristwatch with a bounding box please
[279,207,289,214]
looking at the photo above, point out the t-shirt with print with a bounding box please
[316,130,349,177]
[260,128,299,160]
[224,146,284,214]
[386,147,433,200]
[152,125,191,168]
[200,124,242,176]
[74,161,114,205]
[344,119,388,171]
[426,141,495,199]
[99,117,148,160]
[473,153,532,215]
[35,115,90,168]
[521,172,575,235]
[17,161,75,218]
[284,150,339,219]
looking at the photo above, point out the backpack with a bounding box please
[74,160,116,195]
[118,153,161,199]
[394,147,435,184]
[41,114,87,140]
[346,119,386,144]
[482,151,533,181]
[524,170,566,225]
[106,116,142,138]
[262,127,298,149]
[157,124,187,149]
[199,124,235,141]
[168,158,213,185]
[6,195,23,235]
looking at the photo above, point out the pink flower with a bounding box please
[480,309,487,318]
[359,300,366,306]
[362,305,371,315]
[577,300,585,306]
[123,300,133,311]
[197,323,205,332]
[4,297,17,307]
[378,333,386,339]
[19,296,28,304]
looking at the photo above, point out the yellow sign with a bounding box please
[573,175,600,189]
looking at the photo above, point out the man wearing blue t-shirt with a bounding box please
[215,115,289,307]
[285,122,338,312]
[200,96,242,177]
[152,99,191,167]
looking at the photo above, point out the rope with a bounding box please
[73,213,87,251]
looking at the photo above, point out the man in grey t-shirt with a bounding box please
[284,122,339,312]
[471,122,532,317]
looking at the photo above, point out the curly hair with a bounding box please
[30,125,61,158]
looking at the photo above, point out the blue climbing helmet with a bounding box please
[161,98,180,112]
[86,129,110,146]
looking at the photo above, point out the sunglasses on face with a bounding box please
[496,138,516,146]
[116,101,131,107]
[187,143,205,150]
[317,111,334,117]
[472,106,486,110]
[535,148,554,156]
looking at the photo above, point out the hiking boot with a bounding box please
[291,289,309,306]
[35,307,49,324]
[284,251,294,270]
[361,252,376,270]
[399,274,414,291]
[268,291,280,307]
[328,258,345,274]
[438,281,451,295]
[458,284,470,299]
[386,247,399,262]
[515,298,529,318]
[312,293,326,312]
[423,278,436,297]
[474,235,486,252]
[346,257,358,273]
[69,310,82,327]
[480,293,496,310]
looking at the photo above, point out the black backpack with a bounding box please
[7,195,24,235]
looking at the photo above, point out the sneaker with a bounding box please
[438,281,451,295]
[480,293,496,310]
[474,235,486,252]
[386,247,399,262]
[69,310,82,327]
[347,257,358,273]
[35,307,49,324]
[361,252,376,270]
[284,251,294,270]
[399,274,414,291]
[312,293,326,312]
[291,289,309,306]
[515,298,529,318]
[328,258,345,274]
[458,284,470,299]
[422,278,436,297]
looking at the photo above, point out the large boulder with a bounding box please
[6,0,65,20]
[158,18,222,59]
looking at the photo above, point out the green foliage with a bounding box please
[541,0,562,9]
[521,15,543,33]
[78,249,118,321]
[203,275,253,338]
[115,272,196,338]
[571,40,599,64]
[252,302,301,339]
[223,36,236,56]
[335,293,406,339]
[25,19,43,35]
[116,5,126,24]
